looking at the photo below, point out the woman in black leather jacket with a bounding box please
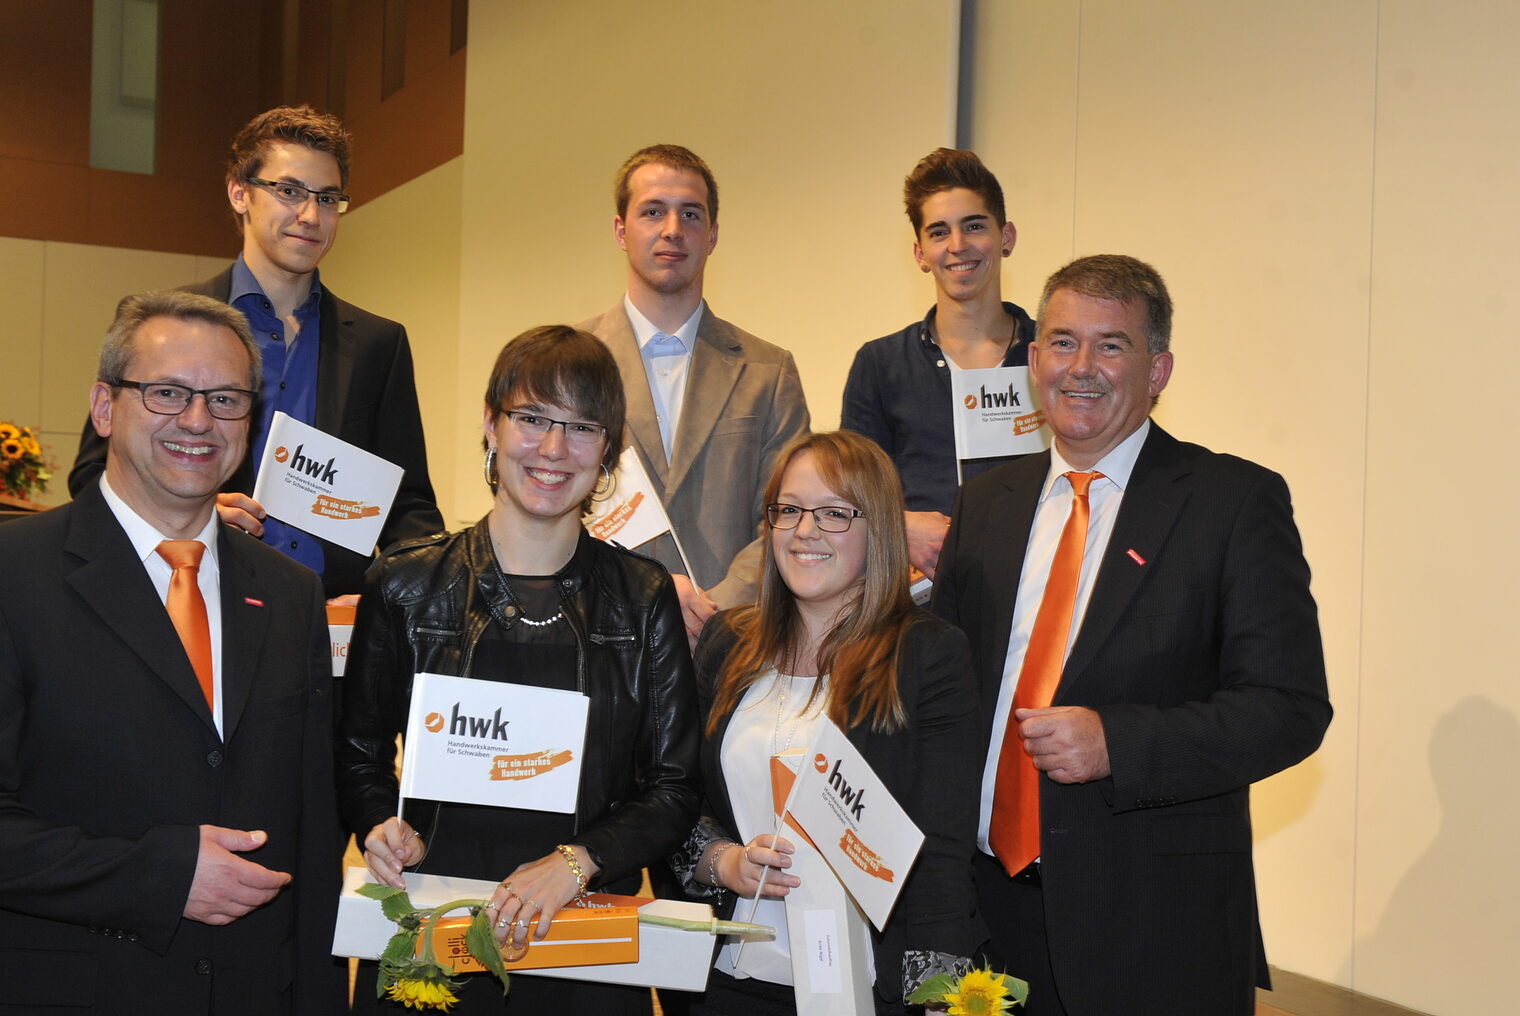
[338,325,700,1013]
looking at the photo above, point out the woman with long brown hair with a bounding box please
[674,430,983,1014]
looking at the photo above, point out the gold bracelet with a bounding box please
[556,844,589,901]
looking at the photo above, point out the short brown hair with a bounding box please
[98,291,261,391]
[1037,254,1173,354]
[227,105,353,188]
[483,325,626,473]
[903,147,1007,234]
[613,144,719,223]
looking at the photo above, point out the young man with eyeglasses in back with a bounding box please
[69,106,442,602]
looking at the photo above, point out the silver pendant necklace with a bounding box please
[773,674,802,757]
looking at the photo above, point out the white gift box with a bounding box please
[782,838,877,1016]
[332,867,721,991]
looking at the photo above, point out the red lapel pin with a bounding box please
[1126,549,1147,566]
[244,597,265,607]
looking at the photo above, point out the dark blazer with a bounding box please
[69,268,444,598]
[932,424,1332,1016]
[691,609,985,1004]
[0,485,340,1015]
[579,303,810,609]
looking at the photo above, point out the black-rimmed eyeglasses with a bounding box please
[113,380,257,420]
[245,177,351,214]
[765,503,867,533]
[501,409,608,447]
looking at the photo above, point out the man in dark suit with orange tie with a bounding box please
[932,255,1332,1015]
[0,291,339,1014]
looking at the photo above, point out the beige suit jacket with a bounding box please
[579,302,810,607]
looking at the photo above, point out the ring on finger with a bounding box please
[496,914,510,928]
[524,898,541,912]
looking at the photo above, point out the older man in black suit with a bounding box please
[932,255,1332,1015]
[0,292,339,1014]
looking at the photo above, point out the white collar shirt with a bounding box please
[977,419,1152,854]
[624,294,703,462]
[99,476,226,737]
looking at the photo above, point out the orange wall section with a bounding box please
[0,0,464,257]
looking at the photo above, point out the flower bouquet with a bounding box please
[0,421,51,504]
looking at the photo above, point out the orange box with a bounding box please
[421,893,647,972]
[326,603,357,625]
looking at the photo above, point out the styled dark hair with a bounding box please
[483,325,625,472]
[613,144,719,223]
[98,290,261,390]
[226,105,353,188]
[903,147,1007,233]
[1037,254,1173,354]
[707,431,916,736]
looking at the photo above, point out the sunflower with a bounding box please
[21,435,40,457]
[1,439,23,461]
[383,968,462,1011]
[944,968,1014,1015]
[0,423,18,442]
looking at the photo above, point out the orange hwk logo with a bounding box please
[966,383,1021,410]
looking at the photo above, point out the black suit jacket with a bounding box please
[0,485,340,1014]
[69,268,443,598]
[932,424,1332,1015]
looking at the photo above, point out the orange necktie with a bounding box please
[157,540,215,713]
[989,470,1103,876]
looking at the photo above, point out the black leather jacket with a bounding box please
[337,520,701,885]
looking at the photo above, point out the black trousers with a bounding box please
[974,852,1067,1016]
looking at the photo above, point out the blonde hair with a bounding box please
[707,432,915,735]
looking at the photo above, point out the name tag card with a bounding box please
[949,365,1049,461]
[400,672,589,813]
[788,719,924,931]
[252,412,404,556]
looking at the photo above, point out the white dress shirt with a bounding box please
[624,294,703,462]
[976,420,1152,853]
[99,476,226,737]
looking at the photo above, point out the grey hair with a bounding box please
[97,291,261,390]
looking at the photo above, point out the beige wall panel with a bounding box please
[1354,3,1520,1012]
[976,0,1377,986]
[316,157,464,531]
[0,237,65,506]
[460,0,956,515]
[39,242,201,438]
[0,237,47,426]
[969,1,1081,309]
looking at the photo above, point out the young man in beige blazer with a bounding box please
[579,145,810,645]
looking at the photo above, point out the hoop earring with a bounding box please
[483,446,499,493]
[591,462,616,503]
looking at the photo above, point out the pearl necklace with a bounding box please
[502,577,563,628]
